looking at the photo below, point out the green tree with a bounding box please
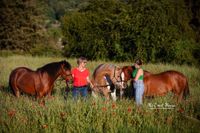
[0,0,45,52]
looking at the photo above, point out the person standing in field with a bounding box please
[132,59,144,106]
[71,57,93,100]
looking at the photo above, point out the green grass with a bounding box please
[0,55,200,133]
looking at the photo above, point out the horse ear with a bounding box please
[61,60,66,65]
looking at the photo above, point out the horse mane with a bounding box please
[92,64,115,78]
[122,66,135,78]
[37,60,71,78]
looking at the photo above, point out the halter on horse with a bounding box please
[91,64,126,101]
[121,66,190,102]
[9,60,72,99]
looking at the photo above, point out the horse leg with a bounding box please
[35,90,46,106]
[119,89,124,99]
[111,89,117,101]
[13,89,20,98]
[92,91,98,99]
[47,86,54,99]
[177,91,184,103]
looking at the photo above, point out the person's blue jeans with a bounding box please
[72,87,88,100]
[133,80,144,105]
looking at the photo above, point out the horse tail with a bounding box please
[9,71,15,95]
[183,80,190,99]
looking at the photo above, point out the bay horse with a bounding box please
[91,64,126,101]
[121,66,190,102]
[9,60,72,99]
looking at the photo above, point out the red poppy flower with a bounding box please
[112,103,116,109]
[127,107,132,113]
[102,107,107,111]
[7,109,16,118]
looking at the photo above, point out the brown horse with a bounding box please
[9,60,72,99]
[91,64,126,100]
[122,66,190,102]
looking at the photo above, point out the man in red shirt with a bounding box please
[71,57,93,100]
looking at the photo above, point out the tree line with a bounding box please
[62,0,200,65]
[0,0,200,65]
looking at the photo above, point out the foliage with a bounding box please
[0,0,46,52]
[62,0,199,64]
[44,0,89,20]
[30,44,62,57]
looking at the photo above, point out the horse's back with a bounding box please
[145,70,186,81]
[10,67,36,82]
[144,70,188,96]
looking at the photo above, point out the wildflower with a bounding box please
[112,112,116,116]
[39,100,45,107]
[7,109,16,118]
[102,107,107,111]
[127,107,132,113]
[60,112,67,120]
[112,103,116,109]
[60,112,65,118]
[42,124,48,129]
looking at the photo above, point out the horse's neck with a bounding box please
[144,71,152,77]
[38,63,61,83]
[125,66,134,80]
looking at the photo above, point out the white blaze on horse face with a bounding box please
[111,89,117,101]
[121,72,126,89]
[121,72,125,82]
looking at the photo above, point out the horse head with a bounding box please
[60,60,72,81]
[112,66,127,90]
[121,66,135,89]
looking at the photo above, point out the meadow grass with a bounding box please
[0,55,200,133]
